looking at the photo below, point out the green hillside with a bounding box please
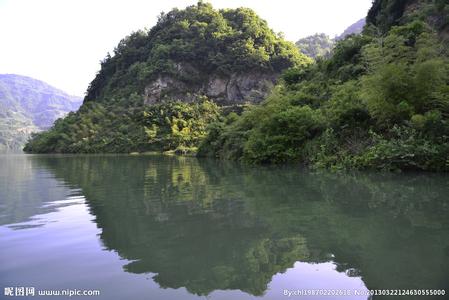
[198,0,449,171]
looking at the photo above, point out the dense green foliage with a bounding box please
[295,33,335,59]
[199,1,449,171]
[367,0,449,34]
[25,2,305,154]
[0,74,81,152]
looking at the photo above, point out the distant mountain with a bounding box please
[295,18,366,59]
[295,33,334,59]
[0,74,82,152]
[335,18,366,40]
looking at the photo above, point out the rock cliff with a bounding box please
[144,67,277,106]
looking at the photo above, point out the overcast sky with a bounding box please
[0,0,373,96]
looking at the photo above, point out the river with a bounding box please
[1,154,448,299]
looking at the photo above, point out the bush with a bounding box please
[354,126,449,171]
[243,106,324,163]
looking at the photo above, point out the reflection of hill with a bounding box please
[0,155,76,226]
[32,155,449,297]
[33,155,310,296]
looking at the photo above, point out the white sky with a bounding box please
[0,0,372,96]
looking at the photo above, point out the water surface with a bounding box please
[1,155,448,299]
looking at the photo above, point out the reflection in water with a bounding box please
[1,155,449,299]
[0,155,81,226]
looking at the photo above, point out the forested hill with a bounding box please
[24,2,309,154]
[84,3,309,106]
[0,74,82,152]
[198,0,449,171]
[295,33,335,59]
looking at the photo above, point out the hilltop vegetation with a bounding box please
[84,2,307,103]
[24,2,308,154]
[0,74,81,152]
[198,0,449,171]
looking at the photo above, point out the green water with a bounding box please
[1,155,448,299]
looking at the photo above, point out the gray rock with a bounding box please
[206,76,227,98]
[143,64,278,106]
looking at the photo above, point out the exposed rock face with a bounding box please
[143,65,277,106]
[206,76,227,98]
[227,73,276,104]
[144,77,187,104]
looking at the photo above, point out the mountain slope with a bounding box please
[367,0,449,36]
[0,74,82,152]
[336,18,366,40]
[24,2,310,154]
